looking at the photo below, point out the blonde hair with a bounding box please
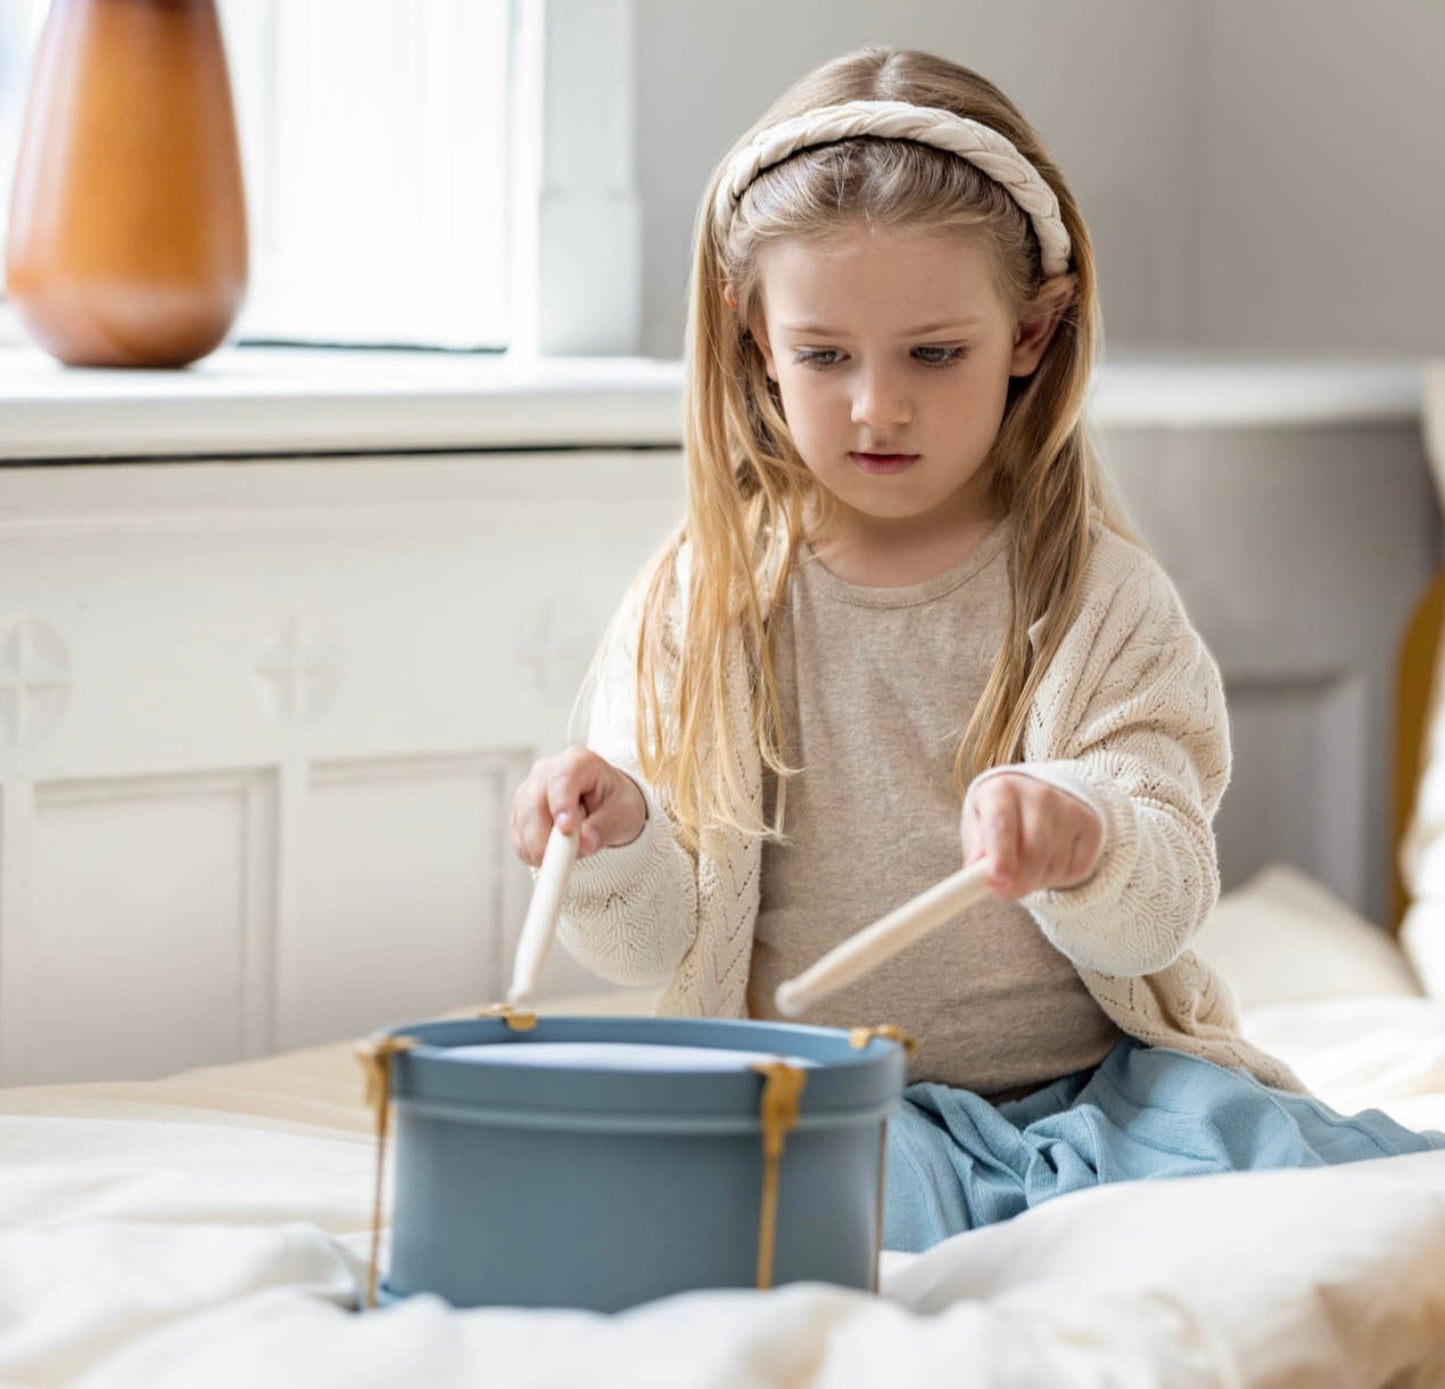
[615,46,1143,856]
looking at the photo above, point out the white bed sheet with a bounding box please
[3,992,1445,1388]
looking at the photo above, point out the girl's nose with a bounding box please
[850,369,914,431]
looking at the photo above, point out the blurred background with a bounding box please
[631,0,1445,360]
[2,0,1442,356]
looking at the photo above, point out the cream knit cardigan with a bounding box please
[554,523,1306,1094]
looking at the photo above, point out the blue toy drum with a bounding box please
[360,1011,907,1312]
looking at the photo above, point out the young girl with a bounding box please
[510,46,1445,1251]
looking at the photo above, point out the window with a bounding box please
[219,0,513,350]
[2,0,647,357]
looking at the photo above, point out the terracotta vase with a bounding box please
[4,0,248,368]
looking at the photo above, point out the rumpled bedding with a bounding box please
[3,994,1445,1389]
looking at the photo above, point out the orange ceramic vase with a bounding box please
[4,0,248,367]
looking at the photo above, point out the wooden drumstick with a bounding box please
[507,821,580,1008]
[774,861,995,1018]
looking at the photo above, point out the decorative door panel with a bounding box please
[1,771,272,1085]
[1217,674,1369,913]
[282,752,527,1052]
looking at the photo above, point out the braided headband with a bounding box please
[711,98,1071,277]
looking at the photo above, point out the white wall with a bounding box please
[1192,0,1445,354]
[633,0,1445,361]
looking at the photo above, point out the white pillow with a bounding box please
[1193,863,1423,1012]
[1400,618,1445,996]
[1399,362,1445,997]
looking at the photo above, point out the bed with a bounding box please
[2,424,1443,1388]
[5,865,1445,1389]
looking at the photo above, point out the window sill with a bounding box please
[0,341,1425,463]
[0,344,687,462]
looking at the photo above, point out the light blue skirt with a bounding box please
[883,1037,1445,1252]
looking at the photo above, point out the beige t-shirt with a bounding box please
[745,516,1124,1095]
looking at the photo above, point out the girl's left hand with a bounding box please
[960,773,1103,901]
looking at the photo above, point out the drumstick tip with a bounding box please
[774,982,805,1018]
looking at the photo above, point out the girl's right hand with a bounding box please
[510,747,648,867]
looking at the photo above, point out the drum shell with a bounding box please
[379,1015,906,1311]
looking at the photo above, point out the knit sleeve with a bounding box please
[1005,560,1232,977]
[540,562,700,987]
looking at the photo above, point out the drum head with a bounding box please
[379,1015,905,1118]
[444,1041,820,1071]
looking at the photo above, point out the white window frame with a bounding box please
[0,0,640,359]
[220,0,515,351]
[514,0,641,357]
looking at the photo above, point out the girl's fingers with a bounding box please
[577,786,631,858]
[960,796,981,863]
[514,750,625,868]
[570,803,601,858]
[549,758,628,860]
[985,796,1018,887]
[545,761,595,837]
[527,797,555,866]
[1040,850,1067,891]
[963,774,1104,896]
[1066,824,1103,885]
[1016,795,1052,893]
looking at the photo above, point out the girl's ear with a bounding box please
[1010,273,1076,378]
[723,283,738,312]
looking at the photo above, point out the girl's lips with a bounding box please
[852,451,919,475]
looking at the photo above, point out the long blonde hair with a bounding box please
[620,46,1142,856]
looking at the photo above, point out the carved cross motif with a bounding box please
[250,610,346,726]
[0,614,72,746]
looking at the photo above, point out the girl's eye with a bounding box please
[794,349,841,369]
[914,346,968,368]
